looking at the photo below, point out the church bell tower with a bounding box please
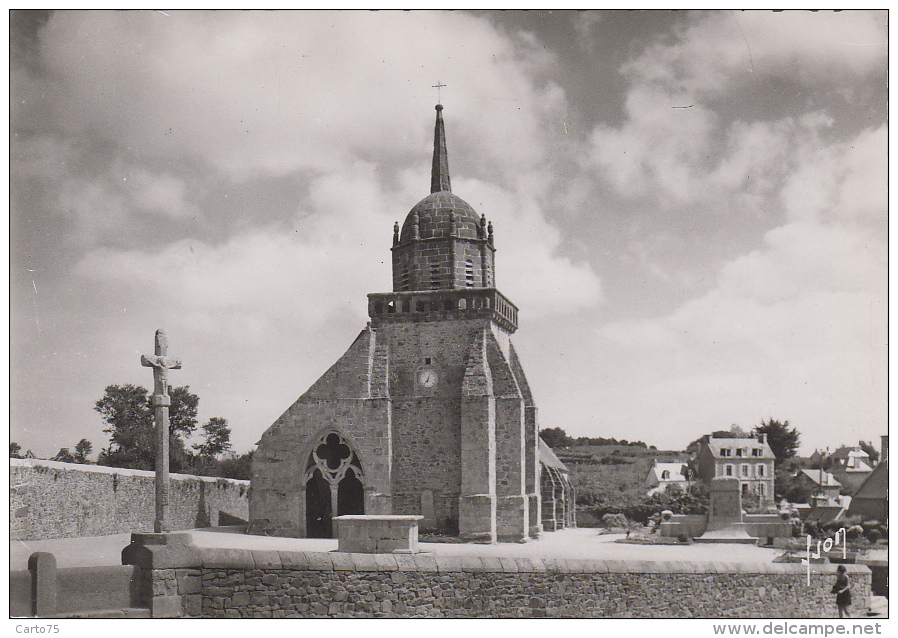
[251,105,541,543]
[368,105,539,542]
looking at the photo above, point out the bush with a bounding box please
[867,529,882,543]
[602,513,629,529]
[861,519,882,532]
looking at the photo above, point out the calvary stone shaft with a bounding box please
[140,329,182,533]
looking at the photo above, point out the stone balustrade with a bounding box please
[368,288,518,333]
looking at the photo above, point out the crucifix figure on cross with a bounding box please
[141,329,182,533]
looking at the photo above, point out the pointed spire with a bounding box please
[430,104,451,193]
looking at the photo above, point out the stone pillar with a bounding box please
[459,329,496,542]
[707,477,744,531]
[524,405,542,538]
[28,552,57,617]
[495,395,528,541]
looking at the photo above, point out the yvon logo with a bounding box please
[801,528,846,585]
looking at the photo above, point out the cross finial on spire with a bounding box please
[432,81,446,103]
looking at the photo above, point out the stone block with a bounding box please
[373,553,398,570]
[151,594,184,618]
[184,594,202,617]
[341,539,376,553]
[350,553,380,571]
[514,557,536,573]
[305,552,335,571]
[375,539,409,553]
[479,556,503,572]
[278,551,311,569]
[329,553,356,571]
[435,555,463,572]
[498,557,519,572]
[178,575,202,595]
[232,592,251,606]
[252,550,283,570]
[394,553,418,571]
[460,555,486,572]
[412,553,439,572]
[201,548,255,569]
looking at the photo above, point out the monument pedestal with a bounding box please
[694,477,759,544]
[694,523,758,544]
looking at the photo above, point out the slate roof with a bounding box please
[799,469,841,487]
[539,439,569,473]
[703,436,775,459]
[852,458,887,500]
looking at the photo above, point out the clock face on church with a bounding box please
[418,368,439,388]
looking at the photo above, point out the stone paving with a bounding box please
[11,527,782,571]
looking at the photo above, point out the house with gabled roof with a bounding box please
[695,433,775,507]
[645,461,689,495]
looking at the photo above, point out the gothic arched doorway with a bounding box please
[304,432,365,538]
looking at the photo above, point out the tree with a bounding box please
[74,439,93,463]
[194,417,232,460]
[219,450,253,481]
[775,459,816,503]
[10,442,22,458]
[756,418,799,467]
[53,448,75,463]
[95,384,199,472]
[539,427,572,449]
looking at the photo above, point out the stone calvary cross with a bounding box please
[141,329,182,533]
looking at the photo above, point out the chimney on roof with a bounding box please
[758,433,766,444]
[881,435,888,462]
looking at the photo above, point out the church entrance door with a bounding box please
[304,432,365,538]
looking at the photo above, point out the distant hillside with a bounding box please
[552,444,692,526]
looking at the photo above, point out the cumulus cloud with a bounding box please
[22,10,564,183]
[589,120,886,449]
[622,10,887,96]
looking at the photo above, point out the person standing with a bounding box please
[831,565,851,618]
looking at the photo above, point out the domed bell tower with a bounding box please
[367,105,538,543]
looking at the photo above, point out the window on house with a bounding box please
[757,464,765,477]
[741,464,749,477]
[752,448,761,457]
[720,448,731,457]
[736,448,744,457]
[759,483,765,497]
[661,470,670,480]
[725,465,733,476]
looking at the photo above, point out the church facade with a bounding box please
[249,105,541,543]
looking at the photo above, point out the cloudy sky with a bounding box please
[10,10,887,459]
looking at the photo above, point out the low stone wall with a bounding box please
[10,459,249,540]
[661,513,792,541]
[123,535,871,619]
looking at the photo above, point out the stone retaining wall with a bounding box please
[10,459,249,540]
[123,536,871,619]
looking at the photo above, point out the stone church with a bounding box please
[250,105,553,543]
